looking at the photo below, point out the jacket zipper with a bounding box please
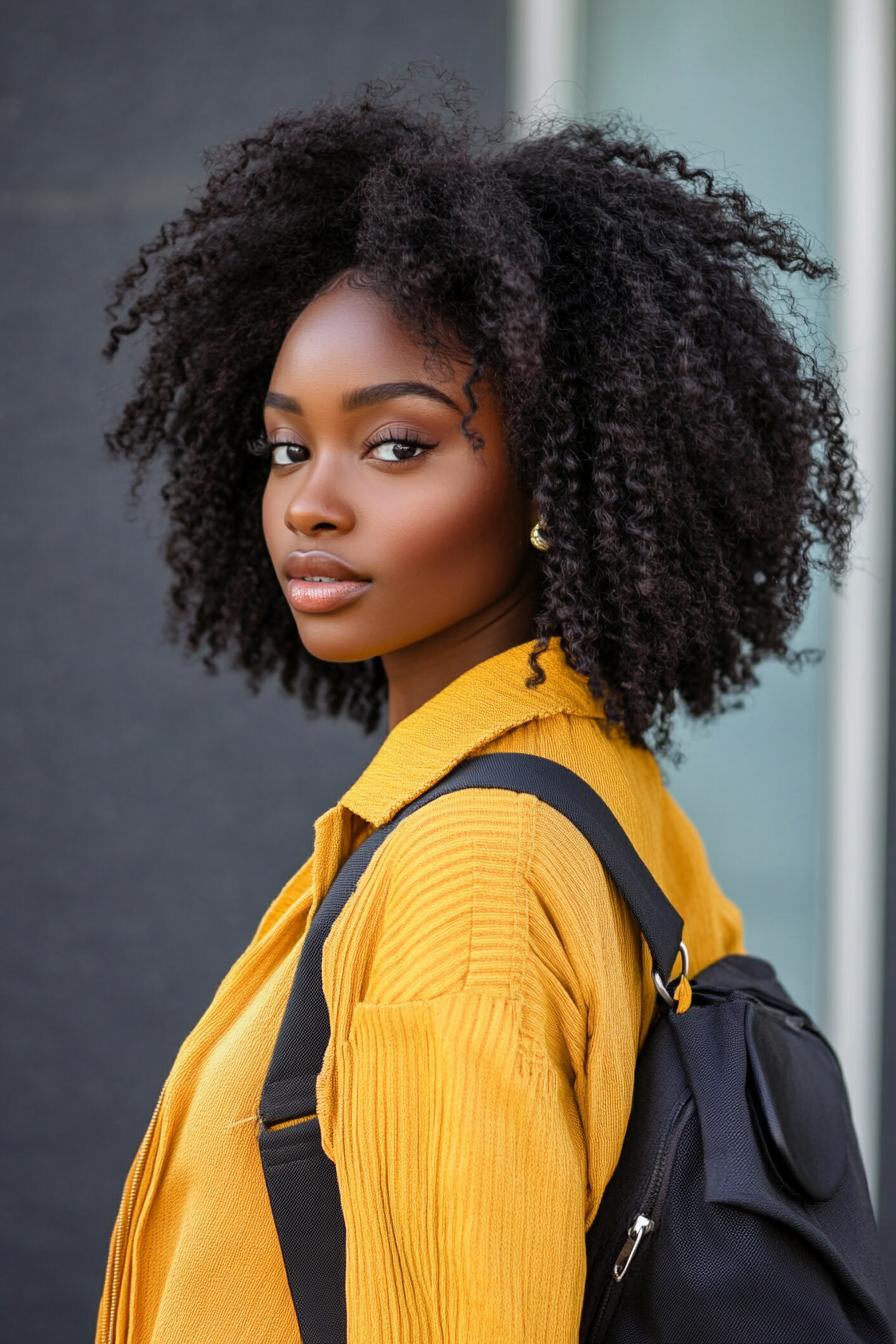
[103,1083,166,1344]
[587,1093,696,1340]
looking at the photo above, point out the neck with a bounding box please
[381,566,542,733]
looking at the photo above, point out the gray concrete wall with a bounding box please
[0,4,506,1338]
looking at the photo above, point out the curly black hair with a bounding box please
[101,65,862,764]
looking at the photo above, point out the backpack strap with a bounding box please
[257,751,686,1343]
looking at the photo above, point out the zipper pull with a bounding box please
[612,1213,655,1282]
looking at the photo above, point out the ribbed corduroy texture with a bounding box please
[95,635,746,1343]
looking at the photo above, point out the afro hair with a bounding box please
[101,65,862,764]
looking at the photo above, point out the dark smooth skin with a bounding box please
[261,276,544,732]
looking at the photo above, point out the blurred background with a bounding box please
[2,0,893,1336]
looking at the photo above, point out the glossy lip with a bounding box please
[284,549,370,582]
[286,576,372,614]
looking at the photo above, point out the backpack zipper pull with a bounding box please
[612,1214,656,1282]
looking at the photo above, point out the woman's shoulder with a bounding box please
[326,706,744,1023]
[343,780,539,1006]
[350,713,645,962]
[469,710,747,983]
[333,718,631,1006]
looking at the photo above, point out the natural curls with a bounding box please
[101,65,862,765]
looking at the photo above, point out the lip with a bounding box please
[286,577,372,613]
[284,549,369,582]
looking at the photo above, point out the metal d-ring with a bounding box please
[653,941,690,1007]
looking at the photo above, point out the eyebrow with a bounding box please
[264,381,462,415]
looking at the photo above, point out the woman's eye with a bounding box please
[270,442,306,467]
[367,437,434,464]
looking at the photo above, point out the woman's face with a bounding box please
[261,277,542,673]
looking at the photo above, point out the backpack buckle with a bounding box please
[653,941,689,1009]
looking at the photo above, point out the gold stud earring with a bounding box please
[530,518,550,552]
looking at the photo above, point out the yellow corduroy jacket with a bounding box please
[95,634,746,1344]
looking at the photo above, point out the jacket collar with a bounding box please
[337,634,605,830]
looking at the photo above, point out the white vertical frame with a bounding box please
[507,0,580,129]
[829,0,895,1203]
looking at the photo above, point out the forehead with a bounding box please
[272,282,442,384]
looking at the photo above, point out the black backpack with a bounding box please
[257,752,893,1343]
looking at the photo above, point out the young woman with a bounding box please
[94,71,860,1343]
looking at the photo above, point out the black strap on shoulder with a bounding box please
[257,751,685,1343]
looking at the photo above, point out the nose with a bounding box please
[283,455,356,538]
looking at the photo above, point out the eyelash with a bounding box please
[245,430,437,468]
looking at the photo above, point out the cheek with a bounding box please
[380,460,527,594]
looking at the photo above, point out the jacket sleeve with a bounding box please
[316,788,644,1343]
[330,990,587,1342]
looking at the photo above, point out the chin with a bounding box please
[294,619,386,665]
